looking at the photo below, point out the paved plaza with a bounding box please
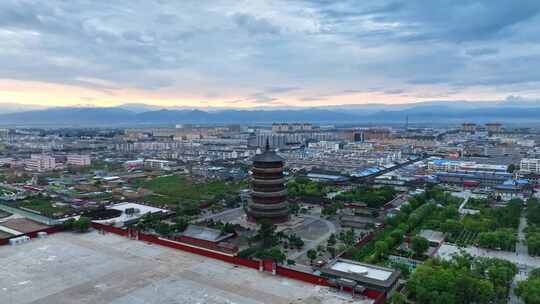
[0,231,366,304]
[437,243,540,272]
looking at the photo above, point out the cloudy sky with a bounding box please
[1,0,540,108]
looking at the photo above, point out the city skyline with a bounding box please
[2,1,540,108]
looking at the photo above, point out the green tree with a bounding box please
[289,202,300,215]
[174,216,189,232]
[255,247,286,264]
[73,217,91,232]
[288,234,304,249]
[441,219,463,235]
[411,236,429,257]
[340,228,356,246]
[156,222,171,235]
[390,292,407,304]
[63,218,76,230]
[390,229,405,244]
[516,276,540,304]
[220,222,236,234]
[390,262,411,279]
[257,220,277,249]
[374,240,389,259]
[327,233,337,247]
[407,257,496,304]
[307,249,318,265]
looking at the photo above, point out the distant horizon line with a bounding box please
[1,96,538,112]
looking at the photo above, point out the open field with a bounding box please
[135,175,245,207]
[0,231,359,304]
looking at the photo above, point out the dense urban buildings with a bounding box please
[2,120,540,304]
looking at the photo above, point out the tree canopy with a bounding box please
[516,268,540,304]
[407,254,517,304]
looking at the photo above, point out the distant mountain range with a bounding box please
[0,98,539,126]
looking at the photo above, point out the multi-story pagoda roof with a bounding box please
[252,140,284,163]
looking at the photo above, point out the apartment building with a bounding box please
[66,154,91,167]
[521,158,540,174]
[26,154,56,172]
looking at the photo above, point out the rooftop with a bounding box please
[418,229,445,244]
[321,258,400,288]
[253,140,285,163]
[330,261,392,281]
[253,150,284,163]
[0,218,49,234]
[0,232,358,304]
[93,202,167,225]
[181,224,233,243]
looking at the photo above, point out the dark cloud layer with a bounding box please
[1,0,540,105]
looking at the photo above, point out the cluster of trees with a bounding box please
[467,199,522,250]
[335,186,396,208]
[255,247,286,264]
[410,236,430,258]
[288,202,301,216]
[488,199,523,229]
[321,202,343,216]
[176,202,201,217]
[477,228,516,251]
[338,228,357,247]
[417,204,459,231]
[466,198,489,210]
[407,254,518,304]
[204,219,236,235]
[285,233,304,249]
[63,217,91,232]
[442,199,523,248]
[423,185,463,205]
[138,175,244,208]
[350,194,435,263]
[240,220,288,263]
[326,233,337,258]
[134,213,189,236]
[507,163,519,173]
[527,199,540,256]
[528,198,540,223]
[527,227,540,256]
[287,178,329,199]
[516,268,540,304]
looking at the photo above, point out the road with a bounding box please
[516,213,529,257]
[509,213,531,304]
[287,215,337,260]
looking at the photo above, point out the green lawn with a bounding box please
[136,175,245,207]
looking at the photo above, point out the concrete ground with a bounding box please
[0,231,368,304]
[287,215,337,263]
[437,243,540,272]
